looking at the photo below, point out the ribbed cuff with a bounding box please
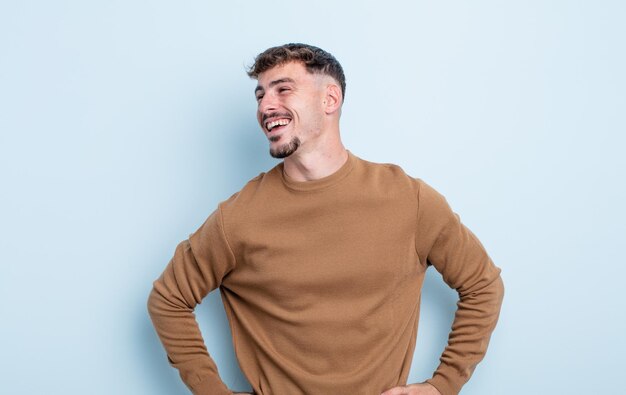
[189,375,232,395]
[426,374,462,395]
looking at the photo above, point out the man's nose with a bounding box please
[259,94,278,114]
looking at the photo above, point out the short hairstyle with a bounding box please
[247,43,346,102]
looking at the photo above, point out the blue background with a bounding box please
[1,1,624,394]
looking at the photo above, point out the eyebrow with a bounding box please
[255,77,296,94]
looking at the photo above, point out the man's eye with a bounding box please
[279,87,290,93]
[256,95,264,102]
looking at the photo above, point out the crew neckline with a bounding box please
[279,150,356,192]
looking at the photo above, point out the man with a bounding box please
[148,43,504,395]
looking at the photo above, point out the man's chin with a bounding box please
[269,137,301,159]
[270,150,293,159]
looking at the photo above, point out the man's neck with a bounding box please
[282,145,348,182]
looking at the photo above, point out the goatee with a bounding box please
[270,136,301,159]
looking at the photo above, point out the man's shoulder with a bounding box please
[358,155,409,175]
[216,163,282,210]
[354,154,423,192]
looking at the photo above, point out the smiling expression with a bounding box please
[255,62,328,158]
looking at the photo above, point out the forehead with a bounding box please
[256,61,315,89]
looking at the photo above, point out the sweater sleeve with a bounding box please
[147,205,237,395]
[414,180,504,395]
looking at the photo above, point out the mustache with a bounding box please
[262,112,292,123]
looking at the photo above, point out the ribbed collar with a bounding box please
[279,150,356,192]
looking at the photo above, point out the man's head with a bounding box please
[248,44,346,159]
[247,43,346,103]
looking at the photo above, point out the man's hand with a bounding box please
[380,382,441,395]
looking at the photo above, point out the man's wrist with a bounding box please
[425,375,459,395]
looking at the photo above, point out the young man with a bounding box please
[148,43,504,395]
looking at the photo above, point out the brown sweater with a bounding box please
[148,150,504,395]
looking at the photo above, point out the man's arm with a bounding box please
[407,179,504,395]
[147,207,237,395]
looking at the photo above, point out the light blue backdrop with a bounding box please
[1,1,624,394]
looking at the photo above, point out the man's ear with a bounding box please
[323,84,342,115]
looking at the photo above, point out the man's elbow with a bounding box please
[147,284,164,321]
[461,272,505,313]
[493,274,504,309]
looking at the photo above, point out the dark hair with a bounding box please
[247,43,346,101]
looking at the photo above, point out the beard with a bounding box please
[269,136,301,159]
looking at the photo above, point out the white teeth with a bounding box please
[266,119,290,131]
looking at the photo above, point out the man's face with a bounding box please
[255,62,327,159]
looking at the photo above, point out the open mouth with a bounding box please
[265,118,291,134]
